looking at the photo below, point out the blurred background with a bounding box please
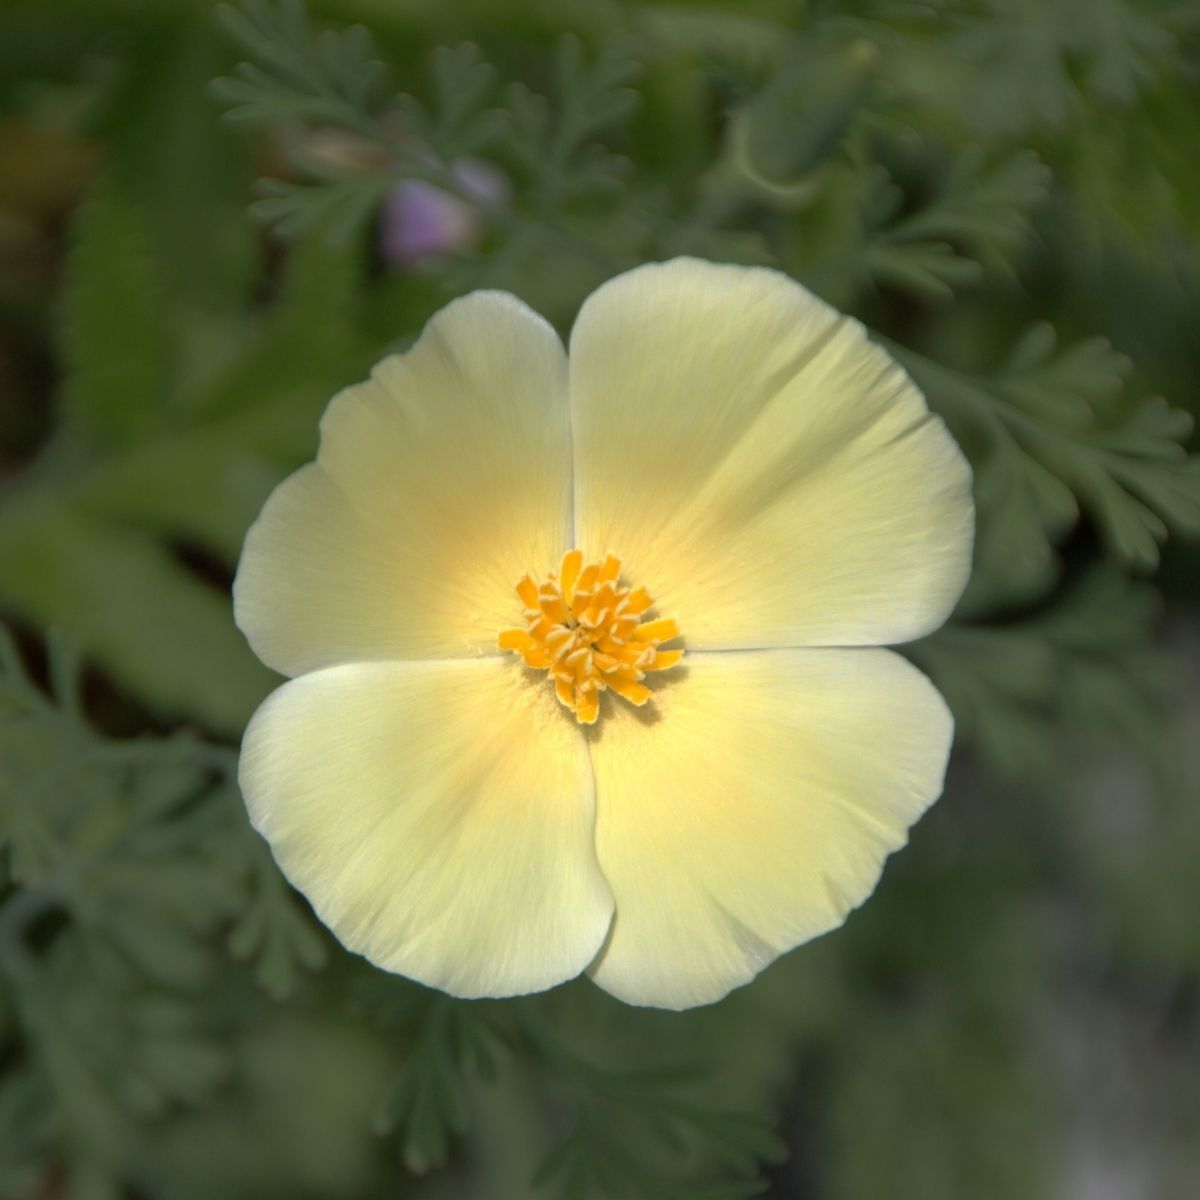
[1,1,1198,1197]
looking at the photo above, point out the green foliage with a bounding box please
[345,977,784,1198]
[0,18,387,733]
[0,508,273,737]
[59,177,170,448]
[226,815,327,998]
[910,569,1168,773]
[213,0,396,240]
[766,143,1050,307]
[900,326,1199,603]
[505,36,640,211]
[0,630,329,1197]
[528,1054,782,1200]
[735,40,876,189]
[948,0,1177,131]
[393,42,506,163]
[214,0,388,132]
[859,149,1051,298]
[824,999,1045,1200]
[364,989,503,1174]
[214,2,640,268]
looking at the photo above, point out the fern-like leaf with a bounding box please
[899,326,1200,595]
[213,0,387,135]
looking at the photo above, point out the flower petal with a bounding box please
[585,648,952,1009]
[239,658,612,998]
[569,258,973,649]
[234,291,571,676]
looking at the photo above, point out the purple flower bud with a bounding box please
[380,158,509,267]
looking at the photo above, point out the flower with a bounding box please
[380,158,509,267]
[234,258,973,1010]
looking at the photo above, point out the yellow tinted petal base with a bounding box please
[499,550,683,724]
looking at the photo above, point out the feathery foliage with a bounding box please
[0,629,329,1198]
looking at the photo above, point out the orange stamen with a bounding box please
[498,551,684,724]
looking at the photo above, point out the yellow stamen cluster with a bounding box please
[499,550,684,724]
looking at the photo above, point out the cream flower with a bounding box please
[234,258,974,1011]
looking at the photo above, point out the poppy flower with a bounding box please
[235,258,973,1010]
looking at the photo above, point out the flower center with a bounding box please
[498,549,684,725]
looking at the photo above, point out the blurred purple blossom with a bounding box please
[380,158,509,267]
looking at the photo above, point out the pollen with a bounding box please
[498,550,684,725]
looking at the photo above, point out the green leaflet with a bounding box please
[898,326,1200,605]
[59,177,171,449]
[0,630,333,1196]
[861,149,1051,298]
[781,147,1050,305]
[214,3,640,269]
[734,41,877,189]
[346,976,786,1199]
[213,0,389,134]
[100,13,258,322]
[909,569,1168,774]
[398,42,508,159]
[948,0,1176,132]
[0,11,381,732]
[0,507,274,735]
